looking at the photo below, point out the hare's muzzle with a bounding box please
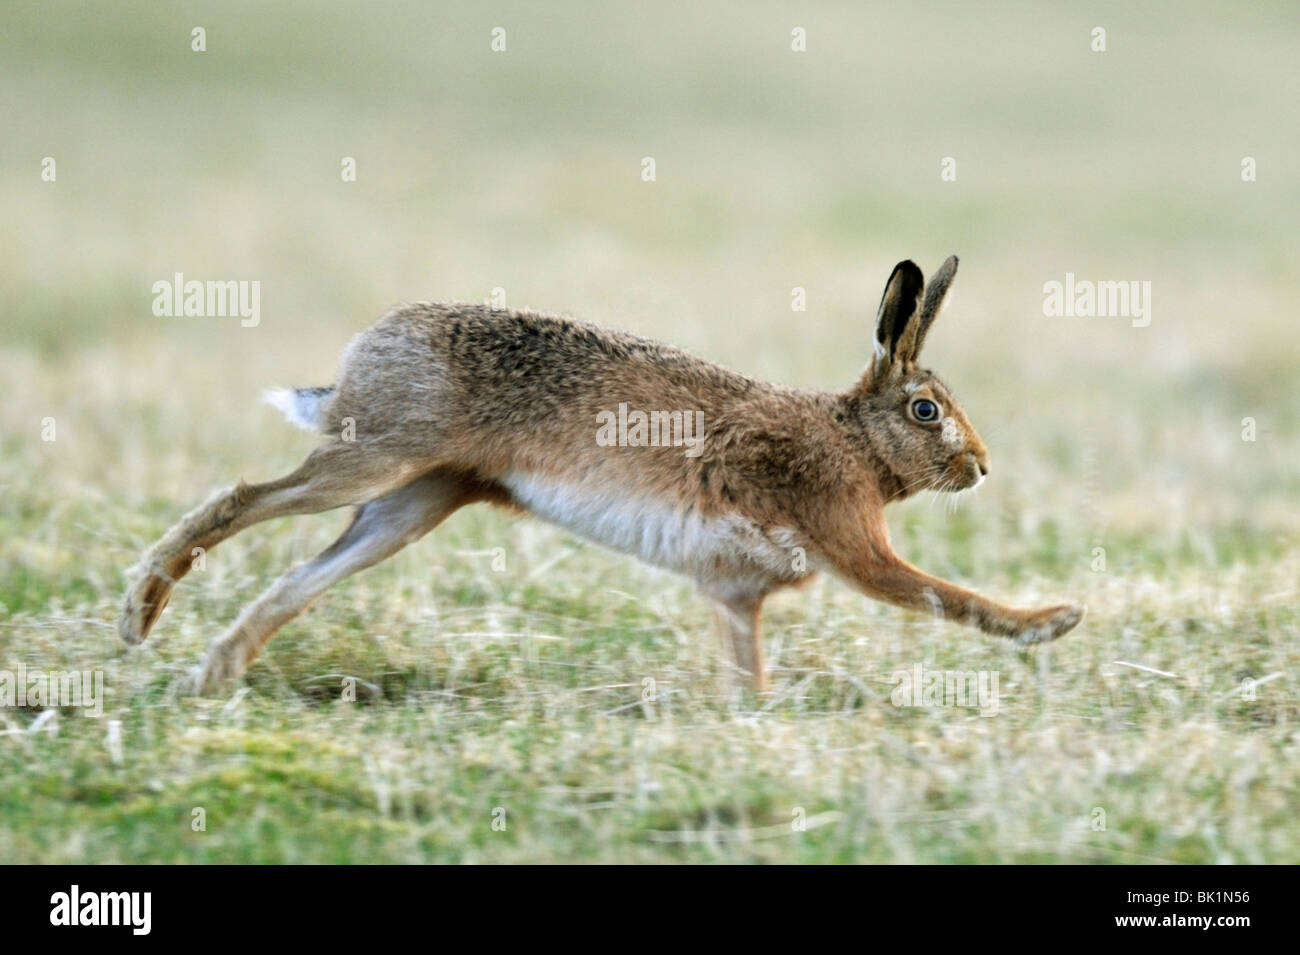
[954,450,988,489]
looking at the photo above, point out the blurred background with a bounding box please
[4,1,1297,551]
[0,1,1296,862]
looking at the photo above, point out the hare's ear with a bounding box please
[912,254,959,358]
[873,260,925,374]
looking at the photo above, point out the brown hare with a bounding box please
[120,255,1083,694]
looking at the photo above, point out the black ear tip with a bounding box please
[890,260,925,292]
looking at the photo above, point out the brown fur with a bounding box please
[121,256,1083,694]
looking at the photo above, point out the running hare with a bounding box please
[121,256,1082,694]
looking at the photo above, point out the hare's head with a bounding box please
[845,256,989,500]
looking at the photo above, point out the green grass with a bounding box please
[1,0,1297,863]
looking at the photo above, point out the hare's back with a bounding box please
[424,304,754,399]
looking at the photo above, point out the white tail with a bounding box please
[263,386,333,431]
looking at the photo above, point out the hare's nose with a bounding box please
[977,459,989,477]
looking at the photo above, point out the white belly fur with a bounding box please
[499,469,806,583]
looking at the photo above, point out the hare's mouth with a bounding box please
[942,453,986,492]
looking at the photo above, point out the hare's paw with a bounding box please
[119,571,173,645]
[118,597,146,646]
[1015,603,1084,646]
[182,645,244,697]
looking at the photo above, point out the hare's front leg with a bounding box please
[704,588,769,694]
[842,550,1083,644]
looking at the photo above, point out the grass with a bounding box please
[1,0,1297,863]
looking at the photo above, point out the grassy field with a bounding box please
[1,1,1297,862]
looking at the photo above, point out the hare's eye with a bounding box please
[911,398,940,422]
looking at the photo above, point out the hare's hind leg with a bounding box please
[189,468,480,694]
[120,441,427,646]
